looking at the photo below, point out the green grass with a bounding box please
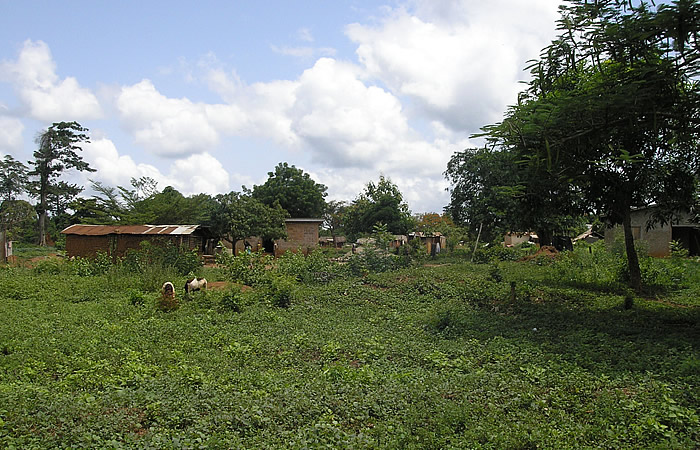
[0,248,698,448]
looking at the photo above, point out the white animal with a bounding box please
[185,277,207,294]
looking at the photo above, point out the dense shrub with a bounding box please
[259,274,296,308]
[277,249,347,284]
[471,244,527,264]
[216,250,272,286]
[347,247,412,276]
[619,256,685,292]
[122,241,201,276]
[32,258,64,275]
[218,288,243,312]
[127,289,147,306]
[67,252,113,276]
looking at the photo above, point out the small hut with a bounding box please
[61,224,218,259]
[409,232,447,255]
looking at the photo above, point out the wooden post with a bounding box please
[471,222,483,262]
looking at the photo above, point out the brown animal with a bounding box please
[162,281,175,299]
[158,281,178,311]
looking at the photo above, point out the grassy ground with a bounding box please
[0,247,697,448]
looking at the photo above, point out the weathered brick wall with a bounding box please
[275,222,319,256]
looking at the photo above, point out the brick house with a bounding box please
[274,218,323,256]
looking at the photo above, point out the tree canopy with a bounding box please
[207,191,288,245]
[343,175,414,239]
[448,0,700,291]
[0,155,29,204]
[252,162,327,218]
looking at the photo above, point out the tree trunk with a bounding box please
[622,207,642,293]
[37,191,47,247]
[537,229,553,247]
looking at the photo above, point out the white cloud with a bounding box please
[115,79,246,157]
[82,137,233,197]
[346,0,560,131]
[270,45,337,59]
[0,40,102,122]
[297,27,314,43]
[313,166,451,214]
[169,153,230,195]
[0,115,25,153]
[291,58,409,167]
[82,137,165,187]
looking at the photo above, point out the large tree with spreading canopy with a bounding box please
[447,0,700,292]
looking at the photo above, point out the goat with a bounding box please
[185,277,207,294]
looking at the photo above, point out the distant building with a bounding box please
[604,208,700,257]
[61,224,218,259]
[573,226,603,244]
[274,218,323,257]
[409,232,447,255]
[503,232,535,247]
[319,236,346,248]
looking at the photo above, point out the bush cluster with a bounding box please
[471,244,531,264]
[216,250,272,286]
[277,249,346,284]
[346,247,412,276]
[122,241,201,276]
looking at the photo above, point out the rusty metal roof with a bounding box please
[61,224,206,236]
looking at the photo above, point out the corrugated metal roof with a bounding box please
[61,224,204,236]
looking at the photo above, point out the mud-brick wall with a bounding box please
[65,235,112,258]
[66,234,203,259]
[275,222,320,257]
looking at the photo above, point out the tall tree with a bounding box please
[47,180,83,232]
[323,200,347,237]
[0,155,29,203]
[252,162,327,218]
[446,129,587,245]
[343,175,414,240]
[472,0,700,291]
[67,197,115,225]
[28,122,95,246]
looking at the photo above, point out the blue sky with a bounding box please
[1,0,562,213]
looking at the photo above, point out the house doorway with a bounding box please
[263,238,275,254]
[672,226,700,256]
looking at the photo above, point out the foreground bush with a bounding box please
[0,252,698,447]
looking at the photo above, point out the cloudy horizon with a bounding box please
[1,0,562,214]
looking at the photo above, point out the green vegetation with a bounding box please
[446,0,700,292]
[0,244,697,448]
[252,162,328,219]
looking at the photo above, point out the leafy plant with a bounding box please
[263,274,296,308]
[216,250,272,286]
[218,288,243,312]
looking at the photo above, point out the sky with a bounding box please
[0,0,563,214]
